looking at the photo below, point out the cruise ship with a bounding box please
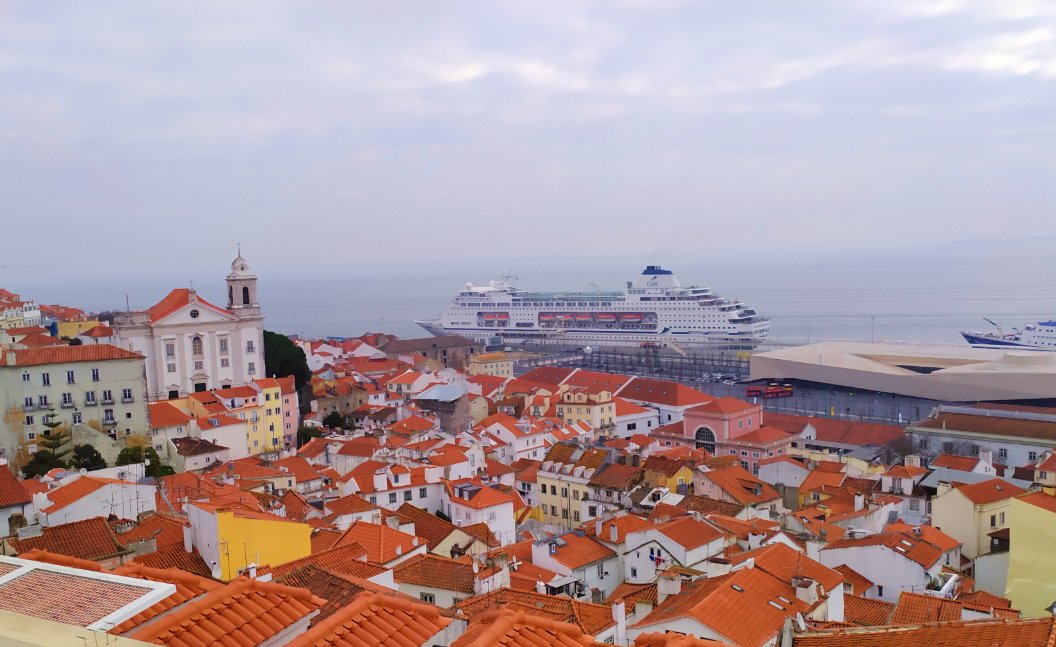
[416,266,770,348]
[961,319,1056,351]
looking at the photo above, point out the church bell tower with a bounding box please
[226,249,261,318]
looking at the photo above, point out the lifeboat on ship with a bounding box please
[496,313,510,320]
[574,314,593,322]
[540,314,555,321]
[555,314,573,321]
[482,313,497,321]
[597,314,616,322]
[620,313,642,322]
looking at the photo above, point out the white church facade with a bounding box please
[114,253,266,401]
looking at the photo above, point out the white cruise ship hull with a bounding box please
[416,265,770,349]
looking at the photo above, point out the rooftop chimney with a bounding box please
[386,515,400,530]
[904,455,921,468]
[535,580,547,594]
[611,598,627,646]
[657,571,682,604]
[793,576,819,606]
[609,522,619,544]
[854,492,865,512]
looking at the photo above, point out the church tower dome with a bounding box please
[226,247,261,317]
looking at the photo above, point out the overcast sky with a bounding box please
[2,1,1055,283]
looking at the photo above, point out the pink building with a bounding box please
[652,397,795,475]
[277,375,301,449]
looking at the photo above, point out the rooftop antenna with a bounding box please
[500,269,518,283]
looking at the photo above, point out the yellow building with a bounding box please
[57,320,103,339]
[536,444,608,528]
[187,386,274,456]
[556,388,615,435]
[642,455,695,492]
[466,352,514,377]
[931,479,1026,559]
[186,502,311,581]
[253,378,284,454]
[1006,491,1056,616]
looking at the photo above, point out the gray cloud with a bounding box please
[1,0,1054,283]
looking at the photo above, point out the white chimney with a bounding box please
[611,598,627,646]
[595,518,603,536]
[793,577,819,606]
[657,571,681,604]
[904,455,921,468]
[609,522,619,544]
[854,492,865,512]
[373,469,388,492]
[535,580,547,594]
[978,448,993,465]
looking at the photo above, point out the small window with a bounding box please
[389,493,397,504]
[420,593,435,604]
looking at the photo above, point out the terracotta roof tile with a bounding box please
[393,553,477,593]
[727,543,843,593]
[843,594,894,626]
[310,528,344,553]
[275,564,392,623]
[949,478,1025,505]
[0,464,31,507]
[0,343,143,367]
[636,567,811,647]
[108,563,222,635]
[335,520,426,563]
[115,513,188,549]
[0,564,159,629]
[456,588,616,636]
[793,617,1056,646]
[544,532,616,570]
[385,502,457,549]
[455,608,607,647]
[1018,490,1056,514]
[286,591,451,647]
[764,413,906,447]
[634,632,730,646]
[699,465,781,506]
[823,532,944,569]
[689,397,756,415]
[890,591,1020,625]
[130,576,325,645]
[832,564,874,596]
[13,517,129,562]
[264,543,390,581]
[132,544,213,578]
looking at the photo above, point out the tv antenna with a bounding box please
[500,269,519,283]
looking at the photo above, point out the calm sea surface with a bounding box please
[19,242,1056,346]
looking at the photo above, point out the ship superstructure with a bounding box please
[416,266,770,348]
[962,319,1056,351]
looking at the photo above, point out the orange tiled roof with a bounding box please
[764,413,906,447]
[13,516,129,562]
[40,476,137,514]
[335,521,425,564]
[545,532,616,570]
[456,588,616,636]
[843,594,895,626]
[276,564,395,623]
[823,532,944,569]
[634,632,730,646]
[115,513,188,549]
[689,396,756,415]
[890,590,1020,625]
[727,542,843,594]
[286,591,451,647]
[132,544,212,578]
[129,576,325,645]
[960,589,1013,609]
[793,616,1056,646]
[1017,490,1056,514]
[588,514,652,545]
[649,516,725,550]
[455,608,606,647]
[636,567,810,647]
[0,343,142,367]
[929,454,982,471]
[885,523,961,553]
[393,553,477,593]
[700,465,781,506]
[108,563,223,635]
[953,479,1027,505]
[384,502,457,549]
[0,465,31,507]
[619,377,714,407]
[832,564,873,595]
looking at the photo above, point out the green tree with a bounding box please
[263,330,310,390]
[70,445,107,471]
[37,409,72,462]
[322,411,344,429]
[22,450,67,478]
[297,425,323,447]
[115,446,143,466]
[144,447,174,478]
[115,446,174,478]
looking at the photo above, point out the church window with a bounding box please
[242,286,250,305]
[191,336,203,355]
[219,338,228,354]
[189,309,199,319]
[246,340,255,353]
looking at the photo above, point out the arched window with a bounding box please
[228,286,233,306]
[242,286,250,305]
[695,426,716,453]
[191,336,203,355]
